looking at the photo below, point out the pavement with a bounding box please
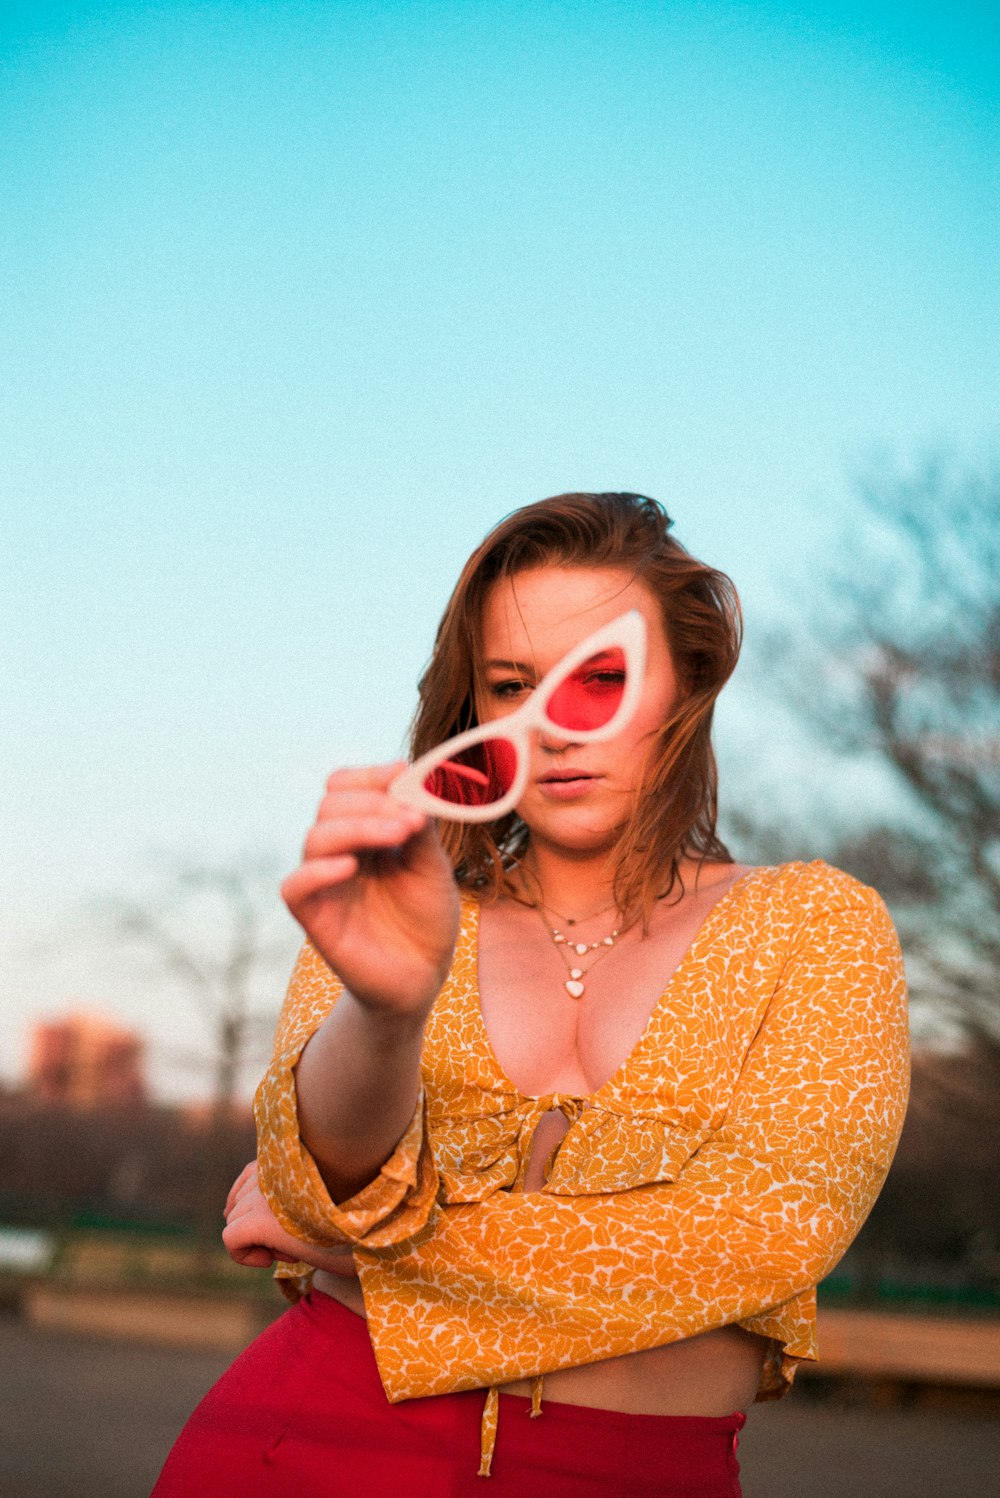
[2,1320,999,1498]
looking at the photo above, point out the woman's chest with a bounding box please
[473,893,747,1099]
[476,932,682,1098]
[420,899,784,1205]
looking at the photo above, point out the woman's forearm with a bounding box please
[276,765,459,1207]
[293,992,429,1203]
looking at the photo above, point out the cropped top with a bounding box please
[255,860,909,1465]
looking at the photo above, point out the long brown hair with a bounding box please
[411,492,742,920]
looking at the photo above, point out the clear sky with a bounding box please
[3,0,998,1097]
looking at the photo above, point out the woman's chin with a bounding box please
[520,804,625,856]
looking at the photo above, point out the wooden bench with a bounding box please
[804,1308,1000,1387]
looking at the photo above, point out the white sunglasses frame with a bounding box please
[388,609,648,823]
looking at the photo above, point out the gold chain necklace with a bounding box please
[542,898,618,928]
[532,903,624,1000]
[515,864,627,999]
[515,863,618,926]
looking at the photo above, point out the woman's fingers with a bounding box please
[222,1176,285,1267]
[281,857,360,907]
[303,813,423,861]
[281,795,428,911]
[221,1217,277,1268]
[280,764,456,1009]
[225,1161,258,1217]
[222,1182,325,1271]
[224,1238,276,1269]
[239,1248,276,1268]
[313,786,416,822]
[323,762,406,794]
[225,1191,259,1225]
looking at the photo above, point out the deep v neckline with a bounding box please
[466,865,767,1103]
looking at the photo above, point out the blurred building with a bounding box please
[27,1011,147,1109]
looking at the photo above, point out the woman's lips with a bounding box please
[537,771,602,800]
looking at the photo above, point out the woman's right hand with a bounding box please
[223,1162,357,1275]
[280,763,461,1020]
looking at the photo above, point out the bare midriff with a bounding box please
[311,1262,766,1414]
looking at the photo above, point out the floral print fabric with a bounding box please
[254,860,910,1405]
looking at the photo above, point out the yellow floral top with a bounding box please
[255,861,909,1433]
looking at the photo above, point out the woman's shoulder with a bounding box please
[739,859,895,922]
[731,862,904,988]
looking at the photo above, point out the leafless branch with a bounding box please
[730,456,1000,1053]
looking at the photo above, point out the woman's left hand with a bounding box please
[222,1161,356,1273]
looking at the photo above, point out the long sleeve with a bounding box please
[253,940,440,1252]
[356,871,911,1400]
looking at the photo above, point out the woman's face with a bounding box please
[476,565,680,856]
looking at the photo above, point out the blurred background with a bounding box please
[2,2,998,1494]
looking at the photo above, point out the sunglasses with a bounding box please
[389,610,647,822]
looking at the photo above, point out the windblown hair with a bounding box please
[410,492,743,921]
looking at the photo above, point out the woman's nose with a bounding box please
[536,727,580,754]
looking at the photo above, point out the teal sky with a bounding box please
[3,1,997,1097]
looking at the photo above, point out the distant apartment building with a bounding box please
[28,1010,147,1108]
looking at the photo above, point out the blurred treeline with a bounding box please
[1,1043,998,1304]
[0,1094,255,1241]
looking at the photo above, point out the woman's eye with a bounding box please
[489,679,531,701]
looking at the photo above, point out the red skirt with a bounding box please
[153,1288,747,1497]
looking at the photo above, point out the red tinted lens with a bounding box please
[422,736,518,808]
[545,648,627,733]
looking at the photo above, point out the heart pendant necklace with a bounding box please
[517,865,625,1000]
[540,913,623,999]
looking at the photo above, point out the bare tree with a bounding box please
[727,457,999,1052]
[103,859,294,1262]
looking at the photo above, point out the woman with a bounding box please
[154,492,910,1497]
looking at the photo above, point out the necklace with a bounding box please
[515,863,618,927]
[515,864,626,999]
[543,898,618,928]
[532,904,623,1000]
